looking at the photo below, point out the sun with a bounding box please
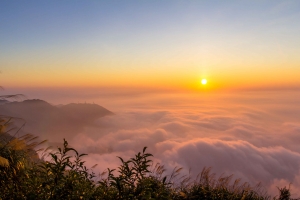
[201,79,207,85]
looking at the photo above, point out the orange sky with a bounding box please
[1,1,300,92]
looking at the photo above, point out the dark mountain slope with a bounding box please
[0,99,113,141]
[60,103,113,122]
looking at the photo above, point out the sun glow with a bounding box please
[201,79,207,85]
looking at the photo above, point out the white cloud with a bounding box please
[7,91,300,197]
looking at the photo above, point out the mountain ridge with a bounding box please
[0,99,113,141]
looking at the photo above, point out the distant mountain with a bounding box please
[0,99,113,142]
[60,103,113,122]
[0,100,10,105]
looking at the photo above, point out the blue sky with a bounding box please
[1,0,300,89]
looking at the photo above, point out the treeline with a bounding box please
[0,117,297,200]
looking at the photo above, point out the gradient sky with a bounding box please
[2,2,300,196]
[1,0,300,91]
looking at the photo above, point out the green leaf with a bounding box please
[143,146,147,153]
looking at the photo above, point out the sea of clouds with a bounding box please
[11,88,300,197]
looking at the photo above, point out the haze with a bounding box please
[1,0,300,197]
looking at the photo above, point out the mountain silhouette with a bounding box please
[0,99,113,141]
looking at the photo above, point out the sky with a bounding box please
[1,1,300,197]
[1,0,300,92]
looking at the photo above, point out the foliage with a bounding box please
[93,147,173,200]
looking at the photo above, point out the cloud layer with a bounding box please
[7,90,300,197]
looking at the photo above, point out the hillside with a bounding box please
[0,99,113,141]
